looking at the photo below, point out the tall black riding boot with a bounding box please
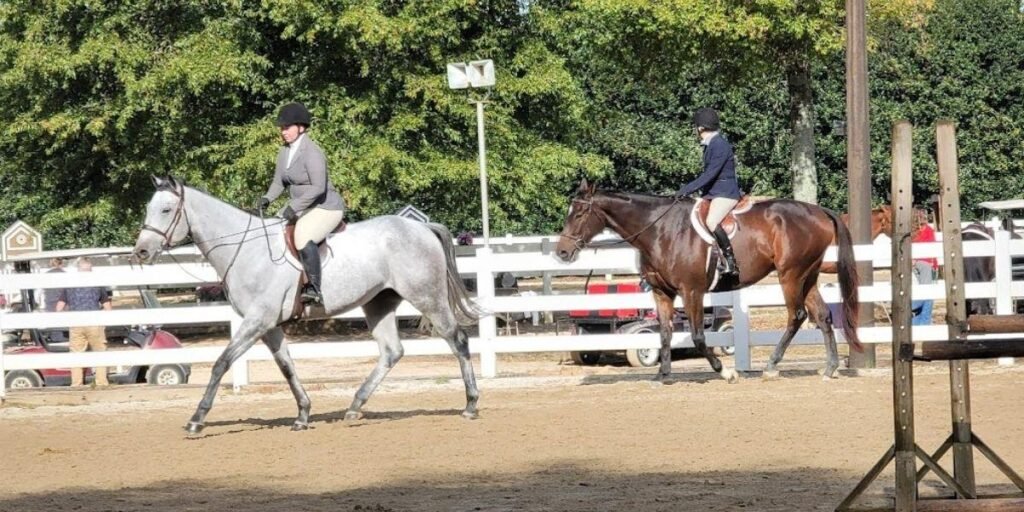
[298,241,324,304]
[712,227,740,277]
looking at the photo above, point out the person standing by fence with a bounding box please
[911,209,938,325]
[55,258,112,386]
[40,258,68,342]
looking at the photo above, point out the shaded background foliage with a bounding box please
[0,0,1022,248]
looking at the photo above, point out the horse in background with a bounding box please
[556,180,862,381]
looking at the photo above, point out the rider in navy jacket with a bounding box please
[677,108,742,276]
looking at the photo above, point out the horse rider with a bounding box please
[257,102,345,304]
[675,107,743,277]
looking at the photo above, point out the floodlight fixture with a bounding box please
[446,59,495,90]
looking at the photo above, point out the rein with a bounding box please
[561,196,682,250]
[138,185,297,285]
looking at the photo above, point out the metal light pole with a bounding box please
[475,99,490,246]
[447,59,496,247]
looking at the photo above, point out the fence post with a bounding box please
[475,246,498,378]
[540,237,553,325]
[994,228,1015,367]
[732,289,752,372]
[230,313,249,391]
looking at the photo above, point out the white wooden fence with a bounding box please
[2,230,1023,398]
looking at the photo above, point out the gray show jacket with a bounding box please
[263,136,345,214]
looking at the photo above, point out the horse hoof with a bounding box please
[184,422,205,436]
[653,372,672,383]
[762,369,780,380]
[291,422,310,431]
[822,371,839,381]
[344,410,363,421]
[462,410,479,420]
[720,368,739,384]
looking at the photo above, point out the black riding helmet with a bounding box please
[692,107,720,131]
[276,102,312,127]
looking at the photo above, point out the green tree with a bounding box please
[0,0,610,248]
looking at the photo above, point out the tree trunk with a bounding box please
[787,58,818,204]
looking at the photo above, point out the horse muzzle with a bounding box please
[555,247,579,263]
[132,244,161,264]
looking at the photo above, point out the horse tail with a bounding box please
[825,209,863,351]
[426,222,488,326]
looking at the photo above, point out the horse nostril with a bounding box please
[557,250,569,260]
[136,249,149,259]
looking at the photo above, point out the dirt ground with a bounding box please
[2,271,1014,511]
[2,351,1023,512]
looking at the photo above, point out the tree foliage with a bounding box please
[0,0,1022,248]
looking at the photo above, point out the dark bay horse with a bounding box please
[555,180,862,380]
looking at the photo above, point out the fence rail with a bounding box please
[2,228,1023,397]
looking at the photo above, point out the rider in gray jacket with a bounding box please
[258,102,345,304]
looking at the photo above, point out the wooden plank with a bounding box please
[966,315,1024,335]
[973,434,1024,492]
[835,445,896,511]
[913,340,1024,361]
[916,444,975,498]
[917,498,1024,511]
[936,119,977,497]
[918,435,954,483]
[890,120,918,512]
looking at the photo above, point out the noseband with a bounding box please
[140,185,189,249]
[560,198,601,251]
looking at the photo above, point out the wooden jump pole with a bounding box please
[935,120,977,497]
[891,120,918,511]
[836,120,917,511]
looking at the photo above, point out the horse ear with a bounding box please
[577,178,596,197]
[577,178,590,195]
[151,175,165,188]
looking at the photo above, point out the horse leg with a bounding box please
[805,286,840,380]
[345,291,404,421]
[683,289,738,383]
[428,306,480,419]
[763,275,810,379]
[652,289,677,381]
[186,316,272,435]
[262,327,312,430]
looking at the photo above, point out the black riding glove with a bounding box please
[256,197,271,211]
[281,205,298,222]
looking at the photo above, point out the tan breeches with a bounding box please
[295,207,345,247]
[705,197,739,231]
[69,325,108,386]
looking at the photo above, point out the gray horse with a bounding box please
[133,176,481,435]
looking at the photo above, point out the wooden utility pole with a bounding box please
[846,0,875,368]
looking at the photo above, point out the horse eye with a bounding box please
[161,208,172,214]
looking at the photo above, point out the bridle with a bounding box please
[140,184,189,249]
[560,195,681,251]
[137,183,255,281]
[559,197,604,251]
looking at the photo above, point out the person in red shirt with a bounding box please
[911,209,938,325]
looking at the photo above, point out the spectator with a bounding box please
[41,258,68,343]
[42,258,67,311]
[911,209,938,326]
[56,258,112,386]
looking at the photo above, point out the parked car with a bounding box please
[3,328,191,389]
[566,281,734,367]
